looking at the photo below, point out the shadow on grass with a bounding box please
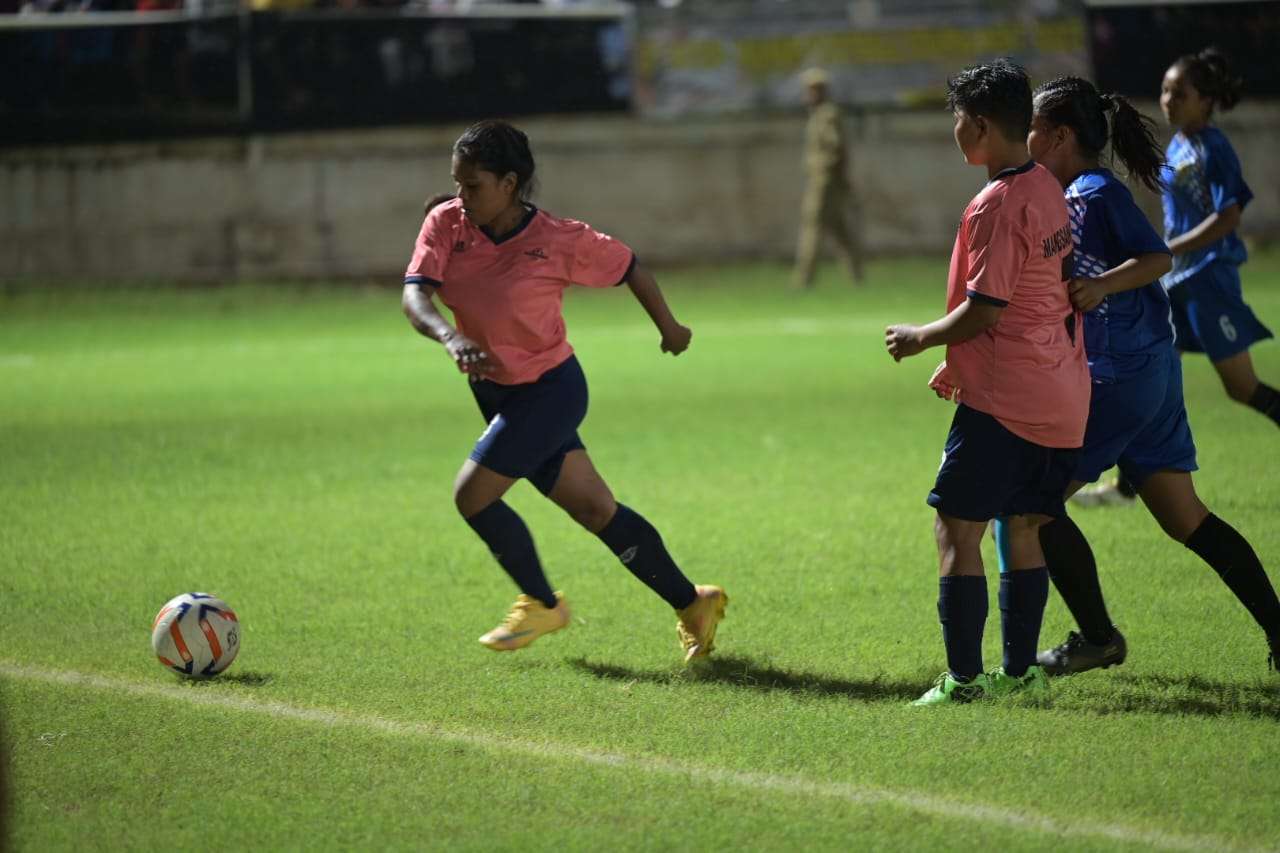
[569,654,927,703]
[177,670,275,688]
[571,658,1280,716]
[1088,672,1280,719]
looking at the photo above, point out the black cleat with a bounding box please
[1269,638,1279,674]
[1036,629,1127,676]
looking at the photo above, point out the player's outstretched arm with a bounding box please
[623,262,692,356]
[401,284,491,376]
[885,298,1003,361]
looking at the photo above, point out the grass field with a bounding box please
[3,253,1279,852]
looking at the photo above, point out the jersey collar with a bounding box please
[479,204,538,245]
[990,160,1036,182]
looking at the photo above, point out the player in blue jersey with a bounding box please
[1076,49,1279,508]
[998,76,1280,675]
[1161,49,1279,424]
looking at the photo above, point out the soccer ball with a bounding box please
[151,592,241,678]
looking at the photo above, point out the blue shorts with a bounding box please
[1168,264,1273,361]
[467,355,587,495]
[1075,352,1198,488]
[927,404,1078,522]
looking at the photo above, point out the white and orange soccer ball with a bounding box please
[151,592,241,678]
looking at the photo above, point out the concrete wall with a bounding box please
[3,105,1278,281]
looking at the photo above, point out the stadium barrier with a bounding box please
[3,103,1279,281]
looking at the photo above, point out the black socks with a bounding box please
[465,501,698,612]
[1040,515,1116,646]
[465,501,557,609]
[1247,382,1280,428]
[595,504,698,610]
[1186,513,1280,642]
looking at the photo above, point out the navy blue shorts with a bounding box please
[1075,352,1198,488]
[467,356,587,495]
[927,404,1078,522]
[1169,264,1273,361]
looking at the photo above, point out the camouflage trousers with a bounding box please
[792,178,863,288]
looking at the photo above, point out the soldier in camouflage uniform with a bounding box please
[792,68,864,289]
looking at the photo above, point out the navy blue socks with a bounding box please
[938,575,987,681]
[595,504,698,610]
[1000,568,1050,678]
[465,501,557,609]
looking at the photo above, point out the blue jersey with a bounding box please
[1066,169,1173,384]
[1161,126,1253,287]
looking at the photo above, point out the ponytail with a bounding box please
[1102,93,1164,194]
[1033,76,1165,194]
[1173,47,1243,112]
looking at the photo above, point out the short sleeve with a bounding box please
[963,207,1028,307]
[404,206,455,288]
[1205,134,1253,214]
[1099,189,1169,260]
[570,223,636,288]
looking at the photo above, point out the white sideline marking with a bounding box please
[0,662,1268,853]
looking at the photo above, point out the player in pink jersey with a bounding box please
[884,61,1093,705]
[401,121,726,660]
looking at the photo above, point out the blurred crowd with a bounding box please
[2,0,630,12]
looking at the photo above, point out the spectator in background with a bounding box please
[792,67,864,290]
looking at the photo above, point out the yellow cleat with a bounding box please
[677,585,728,663]
[478,593,570,652]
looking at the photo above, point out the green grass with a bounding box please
[3,254,1279,851]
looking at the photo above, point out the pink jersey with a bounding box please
[945,162,1090,448]
[404,199,636,385]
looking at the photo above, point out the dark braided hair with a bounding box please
[1172,47,1243,112]
[1034,76,1164,194]
[452,120,538,200]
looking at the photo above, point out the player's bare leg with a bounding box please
[547,449,616,533]
[1214,350,1280,428]
[1136,470,1209,542]
[1212,350,1261,406]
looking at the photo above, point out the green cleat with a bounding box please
[911,671,993,706]
[988,665,1050,699]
